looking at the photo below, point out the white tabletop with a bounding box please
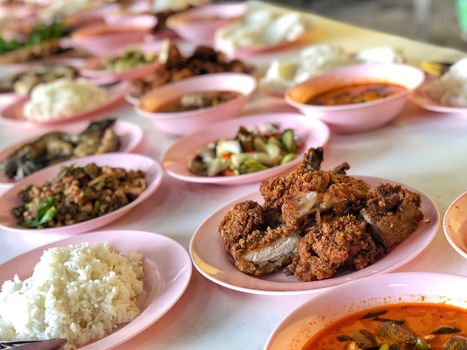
[0,8,467,350]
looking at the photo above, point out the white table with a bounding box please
[0,8,467,350]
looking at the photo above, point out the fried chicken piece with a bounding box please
[361,183,423,251]
[230,225,301,276]
[286,214,384,281]
[219,200,265,253]
[219,201,300,276]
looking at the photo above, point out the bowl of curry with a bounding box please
[286,64,425,133]
[266,272,466,350]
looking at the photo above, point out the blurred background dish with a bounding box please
[136,72,257,136]
[286,64,425,133]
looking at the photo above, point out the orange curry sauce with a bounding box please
[303,303,467,350]
[306,83,407,106]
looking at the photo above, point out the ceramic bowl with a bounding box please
[286,64,425,133]
[70,15,156,56]
[266,272,466,349]
[167,2,246,46]
[135,73,257,136]
[443,190,467,259]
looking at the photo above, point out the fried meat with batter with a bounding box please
[218,147,424,281]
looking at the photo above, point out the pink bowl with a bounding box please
[162,113,330,185]
[70,15,156,56]
[443,190,467,259]
[0,153,163,235]
[167,2,246,46]
[286,64,425,133]
[135,73,257,136]
[266,273,466,349]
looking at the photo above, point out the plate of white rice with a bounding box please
[0,80,127,128]
[0,230,192,350]
[412,57,467,114]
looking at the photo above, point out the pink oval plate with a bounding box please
[0,229,192,350]
[167,2,246,46]
[0,82,127,128]
[80,52,160,83]
[443,190,467,259]
[190,176,439,295]
[265,272,466,350]
[0,153,163,235]
[411,85,467,114]
[0,119,143,188]
[162,113,330,185]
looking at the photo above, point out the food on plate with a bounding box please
[0,64,79,96]
[141,90,240,113]
[306,83,407,106]
[215,1,313,55]
[259,44,404,95]
[23,78,109,122]
[129,41,249,99]
[0,22,69,64]
[151,0,208,33]
[190,124,299,177]
[102,49,156,72]
[152,0,208,12]
[218,147,424,280]
[0,243,144,349]
[13,163,147,228]
[421,57,467,107]
[303,303,467,350]
[0,119,120,180]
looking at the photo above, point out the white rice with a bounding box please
[0,243,144,349]
[424,57,467,107]
[23,78,108,122]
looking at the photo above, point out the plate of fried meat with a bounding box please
[190,147,439,295]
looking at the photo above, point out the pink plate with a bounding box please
[0,82,127,128]
[411,87,467,114]
[0,153,163,235]
[265,272,466,349]
[0,120,143,188]
[136,73,257,136]
[443,190,467,259]
[162,113,330,185]
[70,15,156,56]
[80,55,160,83]
[190,176,439,295]
[286,64,425,133]
[0,230,192,350]
[167,2,246,46]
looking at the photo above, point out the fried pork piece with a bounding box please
[361,183,423,251]
[219,201,299,276]
[286,214,384,281]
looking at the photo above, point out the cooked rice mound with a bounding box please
[0,243,144,349]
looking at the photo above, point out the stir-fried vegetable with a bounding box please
[103,49,156,72]
[0,22,68,55]
[189,124,300,177]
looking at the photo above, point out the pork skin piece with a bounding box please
[361,183,423,251]
[229,226,301,276]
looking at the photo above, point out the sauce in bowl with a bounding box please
[306,83,407,106]
[304,303,467,350]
